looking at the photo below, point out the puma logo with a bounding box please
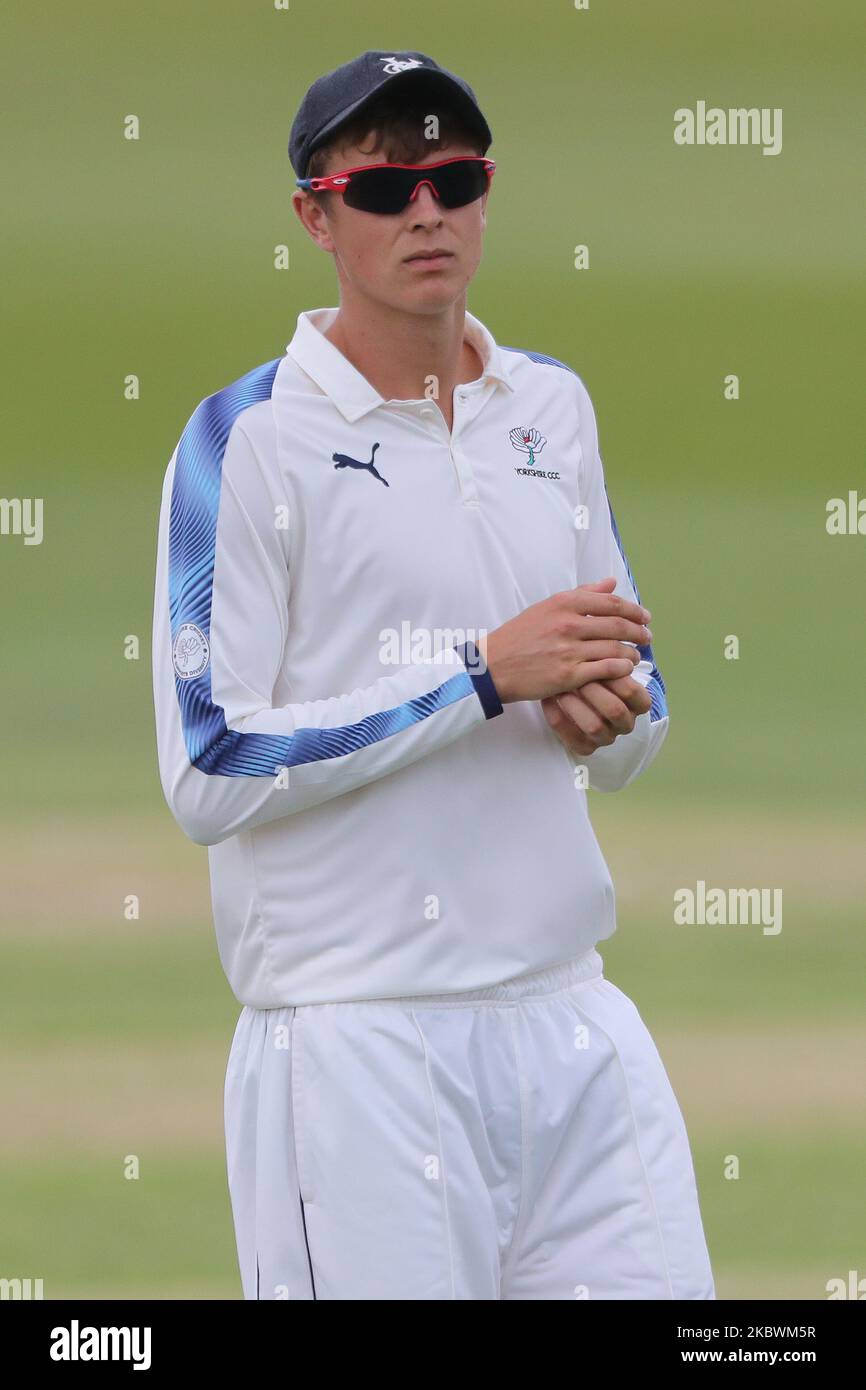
[332,442,389,487]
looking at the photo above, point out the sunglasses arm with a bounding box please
[296,175,351,191]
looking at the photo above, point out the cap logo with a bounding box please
[379,56,425,75]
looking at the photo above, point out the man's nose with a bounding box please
[408,181,442,217]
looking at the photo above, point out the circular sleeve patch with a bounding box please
[172,623,210,679]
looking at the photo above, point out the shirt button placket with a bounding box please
[451,391,479,506]
[417,396,479,507]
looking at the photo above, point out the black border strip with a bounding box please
[454,639,504,719]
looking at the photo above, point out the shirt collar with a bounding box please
[286,305,515,423]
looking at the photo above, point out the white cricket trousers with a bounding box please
[223,947,715,1300]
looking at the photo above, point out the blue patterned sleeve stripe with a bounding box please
[499,344,668,724]
[167,359,478,778]
[190,672,479,777]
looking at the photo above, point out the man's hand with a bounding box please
[541,673,652,757]
[479,578,652,704]
[540,577,653,757]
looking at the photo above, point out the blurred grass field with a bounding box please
[1,0,863,1298]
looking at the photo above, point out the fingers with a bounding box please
[572,680,636,734]
[569,584,651,626]
[583,661,636,683]
[554,677,651,753]
[600,674,654,715]
[568,655,636,688]
[546,667,653,756]
[571,640,641,678]
[557,679,636,743]
[575,613,653,645]
[575,640,641,665]
[541,696,600,756]
[555,690,619,746]
[565,585,652,645]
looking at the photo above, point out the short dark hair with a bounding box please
[305,87,486,208]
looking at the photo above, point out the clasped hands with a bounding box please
[540,577,653,759]
[478,576,654,757]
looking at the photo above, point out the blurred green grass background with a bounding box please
[0,0,863,1298]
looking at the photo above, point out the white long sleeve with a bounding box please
[152,388,502,847]
[569,376,669,792]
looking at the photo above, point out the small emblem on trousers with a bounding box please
[332,442,389,487]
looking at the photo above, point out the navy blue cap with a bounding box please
[289,50,492,179]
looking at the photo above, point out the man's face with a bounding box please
[292,140,490,315]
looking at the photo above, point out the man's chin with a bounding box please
[397,279,469,314]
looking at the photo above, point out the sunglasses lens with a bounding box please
[341,161,489,214]
[343,167,410,214]
[434,161,489,208]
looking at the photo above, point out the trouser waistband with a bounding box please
[367,948,605,1008]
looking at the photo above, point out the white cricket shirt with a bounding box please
[152,306,669,1007]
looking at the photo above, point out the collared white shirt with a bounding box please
[152,306,668,1007]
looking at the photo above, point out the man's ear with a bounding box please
[291,189,336,254]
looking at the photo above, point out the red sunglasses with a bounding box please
[296,155,496,215]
